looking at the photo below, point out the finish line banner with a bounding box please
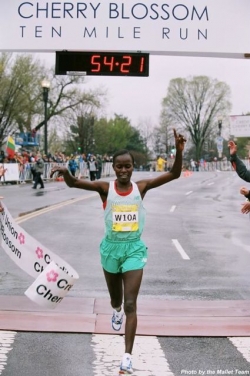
[0,203,79,309]
[0,0,250,58]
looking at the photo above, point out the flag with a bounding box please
[6,135,15,158]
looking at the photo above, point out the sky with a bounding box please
[36,52,250,130]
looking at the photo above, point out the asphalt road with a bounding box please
[0,170,250,376]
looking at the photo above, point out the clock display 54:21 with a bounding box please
[55,51,149,77]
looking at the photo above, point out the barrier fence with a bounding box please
[0,160,248,184]
[0,161,115,184]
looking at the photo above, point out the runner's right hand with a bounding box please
[240,187,249,196]
[50,166,68,178]
[228,141,237,155]
[0,197,4,212]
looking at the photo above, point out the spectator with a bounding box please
[228,140,250,214]
[88,155,97,181]
[68,156,78,177]
[0,151,5,163]
[228,140,250,182]
[190,159,196,171]
[96,155,103,179]
[32,154,45,189]
[156,155,166,172]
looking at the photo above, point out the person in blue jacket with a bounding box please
[68,156,78,177]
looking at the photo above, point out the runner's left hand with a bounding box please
[241,201,250,214]
[174,128,186,151]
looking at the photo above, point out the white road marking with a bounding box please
[0,331,16,375]
[15,193,97,224]
[172,239,190,260]
[230,236,250,254]
[91,334,174,375]
[170,205,176,212]
[228,337,250,362]
[207,182,214,186]
[185,191,193,195]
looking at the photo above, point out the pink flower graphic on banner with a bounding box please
[46,270,59,282]
[36,247,44,259]
[18,233,25,245]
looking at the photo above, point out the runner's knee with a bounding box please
[124,300,136,315]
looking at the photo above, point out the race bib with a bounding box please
[112,204,138,232]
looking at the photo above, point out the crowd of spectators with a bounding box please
[0,149,114,182]
[0,149,112,165]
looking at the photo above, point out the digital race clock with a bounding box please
[55,51,149,77]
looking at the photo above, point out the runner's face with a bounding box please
[113,154,133,183]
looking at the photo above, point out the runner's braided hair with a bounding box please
[112,149,135,165]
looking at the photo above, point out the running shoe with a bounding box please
[119,353,133,374]
[111,306,124,331]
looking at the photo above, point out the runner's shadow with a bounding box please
[34,191,45,196]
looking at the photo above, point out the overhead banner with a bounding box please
[0,0,250,57]
[0,203,79,309]
[229,115,250,137]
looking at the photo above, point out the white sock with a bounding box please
[123,353,131,358]
[114,304,123,313]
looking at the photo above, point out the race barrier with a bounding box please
[0,159,249,184]
[0,161,115,184]
[0,202,79,309]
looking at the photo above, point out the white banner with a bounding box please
[0,0,250,57]
[0,203,79,309]
[229,115,250,137]
[0,163,19,182]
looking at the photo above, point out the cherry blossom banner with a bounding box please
[0,0,250,58]
[0,203,79,309]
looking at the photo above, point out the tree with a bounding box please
[161,76,232,160]
[65,113,95,155]
[94,114,136,155]
[0,53,106,149]
[0,53,45,145]
[35,72,105,135]
[47,126,65,154]
[136,117,155,159]
[92,114,148,164]
[154,113,176,158]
